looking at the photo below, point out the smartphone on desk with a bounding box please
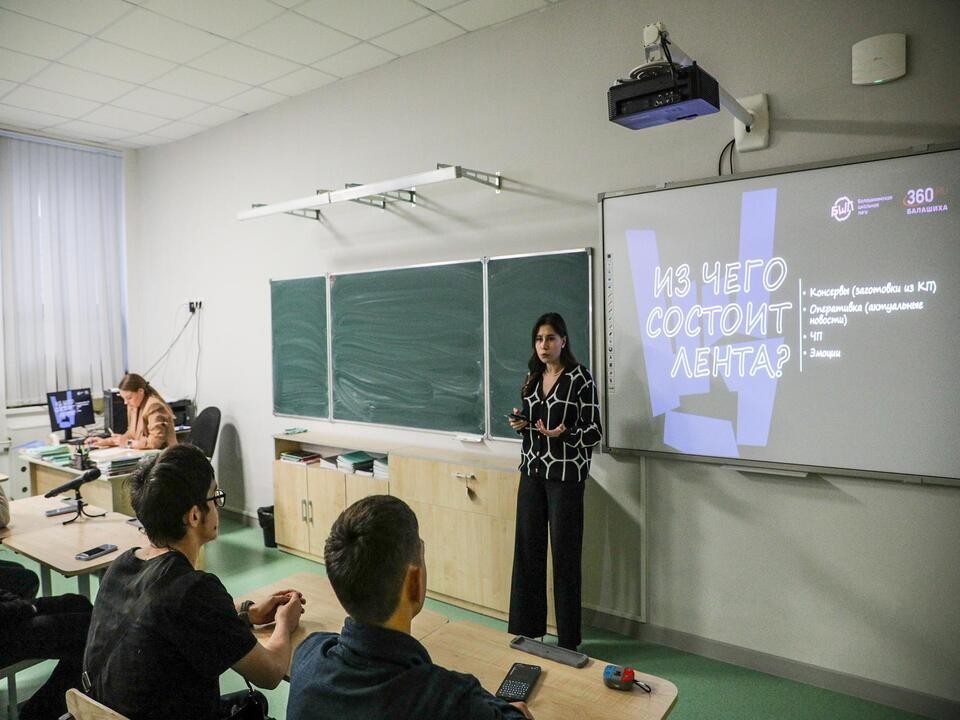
[496,662,541,703]
[75,543,118,561]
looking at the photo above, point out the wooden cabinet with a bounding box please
[273,462,352,558]
[390,449,556,627]
[271,433,553,627]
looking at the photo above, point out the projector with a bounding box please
[608,62,720,130]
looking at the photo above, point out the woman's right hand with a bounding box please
[508,408,528,431]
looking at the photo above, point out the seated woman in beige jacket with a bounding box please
[85,374,177,450]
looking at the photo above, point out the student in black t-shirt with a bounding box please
[84,444,304,720]
[287,495,532,720]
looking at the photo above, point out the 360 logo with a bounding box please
[831,196,854,222]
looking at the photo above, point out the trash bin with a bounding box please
[257,506,276,548]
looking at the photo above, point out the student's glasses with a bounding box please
[206,489,226,508]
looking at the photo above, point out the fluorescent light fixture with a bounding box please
[238,164,499,221]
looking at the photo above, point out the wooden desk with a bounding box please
[22,454,135,516]
[0,493,71,541]
[246,571,449,673]
[421,622,678,720]
[1,496,145,598]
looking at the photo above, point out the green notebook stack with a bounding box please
[336,450,375,473]
[26,445,72,466]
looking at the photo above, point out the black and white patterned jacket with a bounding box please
[517,364,602,483]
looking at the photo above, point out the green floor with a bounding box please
[1,517,930,720]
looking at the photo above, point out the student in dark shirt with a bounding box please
[83,444,304,720]
[287,495,533,720]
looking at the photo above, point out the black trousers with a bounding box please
[508,473,585,650]
[0,593,92,720]
[0,559,40,600]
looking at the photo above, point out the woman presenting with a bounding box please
[507,312,602,651]
[86,374,177,450]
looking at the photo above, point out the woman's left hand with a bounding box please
[535,420,566,438]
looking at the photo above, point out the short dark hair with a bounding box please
[128,444,215,547]
[324,495,422,625]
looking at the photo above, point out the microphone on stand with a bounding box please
[44,467,102,498]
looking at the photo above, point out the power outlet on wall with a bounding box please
[188,299,203,313]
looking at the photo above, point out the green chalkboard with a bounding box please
[330,262,484,433]
[488,250,592,438]
[271,276,328,418]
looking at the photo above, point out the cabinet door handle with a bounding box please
[308,500,314,523]
[452,472,476,481]
[300,499,307,522]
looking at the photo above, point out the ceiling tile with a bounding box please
[239,12,355,64]
[148,66,250,103]
[2,84,100,118]
[0,48,49,83]
[413,0,464,10]
[219,86,286,113]
[440,0,545,32]
[183,104,244,126]
[371,14,463,56]
[0,0,132,35]
[0,78,15,97]
[0,102,69,128]
[123,133,170,147]
[98,9,225,64]
[143,0,284,39]
[313,42,394,77]
[149,119,207,140]
[112,86,209,120]
[0,8,86,59]
[262,66,336,95]
[83,105,167,133]
[189,42,299,85]
[296,0,429,40]
[60,39,175,83]
[51,119,133,140]
[29,63,135,103]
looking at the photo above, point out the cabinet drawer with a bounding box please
[390,455,519,518]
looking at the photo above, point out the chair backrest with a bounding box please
[186,406,221,457]
[65,688,130,720]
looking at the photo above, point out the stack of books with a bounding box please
[89,448,158,476]
[280,449,323,465]
[25,445,72,466]
[373,456,390,480]
[336,450,376,474]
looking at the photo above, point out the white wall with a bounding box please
[124,0,960,703]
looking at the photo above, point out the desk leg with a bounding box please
[77,574,91,599]
[40,565,52,596]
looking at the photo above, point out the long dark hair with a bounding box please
[521,312,578,398]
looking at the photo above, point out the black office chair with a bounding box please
[186,406,221,458]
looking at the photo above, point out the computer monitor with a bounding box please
[46,388,95,442]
